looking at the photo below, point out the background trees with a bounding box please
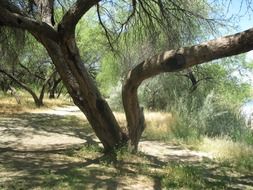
[0,0,253,152]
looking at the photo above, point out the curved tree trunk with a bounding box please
[122,81,145,152]
[0,0,128,152]
[123,28,253,152]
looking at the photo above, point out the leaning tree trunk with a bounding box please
[123,28,253,152]
[38,35,128,151]
[0,0,127,152]
[122,80,145,152]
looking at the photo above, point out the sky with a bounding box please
[224,0,253,61]
[217,0,253,88]
[226,0,252,31]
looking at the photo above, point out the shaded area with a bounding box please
[0,112,97,151]
[0,111,253,189]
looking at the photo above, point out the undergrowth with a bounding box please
[0,91,72,113]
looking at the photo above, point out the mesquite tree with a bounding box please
[0,0,253,152]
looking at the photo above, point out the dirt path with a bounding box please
[0,106,86,151]
[0,106,212,160]
[0,106,252,190]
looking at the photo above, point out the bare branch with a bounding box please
[125,27,253,86]
[19,63,46,80]
[96,3,114,50]
[120,0,137,27]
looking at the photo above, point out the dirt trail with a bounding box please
[0,106,212,161]
[0,106,86,151]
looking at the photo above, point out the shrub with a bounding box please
[107,83,124,111]
[168,91,249,141]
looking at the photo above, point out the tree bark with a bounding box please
[33,0,55,26]
[48,74,61,99]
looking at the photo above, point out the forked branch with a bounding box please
[59,0,101,36]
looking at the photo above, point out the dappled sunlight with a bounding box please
[0,106,252,189]
[0,112,95,151]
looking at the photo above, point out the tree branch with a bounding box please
[0,2,59,42]
[125,27,253,86]
[33,0,55,26]
[0,68,42,106]
[58,0,101,36]
[19,63,46,80]
[96,4,114,50]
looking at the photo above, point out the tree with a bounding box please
[0,31,58,107]
[0,0,253,152]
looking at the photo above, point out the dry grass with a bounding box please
[114,111,173,127]
[198,137,253,160]
[196,137,253,172]
[0,93,73,114]
[114,111,174,140]
[144,112,174,141]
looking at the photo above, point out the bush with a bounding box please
[168,91,249,142]
[107,83,124,111]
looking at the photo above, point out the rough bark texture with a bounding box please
[33,0,55,26]
[123,28,253,151]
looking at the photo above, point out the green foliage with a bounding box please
[96,54,120,95]
[162,163,207,189]
[161,161,230,190]
[94,0,218,100]
[138,57,251,111]
[76,17,106,63]
[107,83,124,111]
[169,91,248,140]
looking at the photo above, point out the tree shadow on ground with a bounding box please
[0,112,98,151]
[0,112,253,189]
